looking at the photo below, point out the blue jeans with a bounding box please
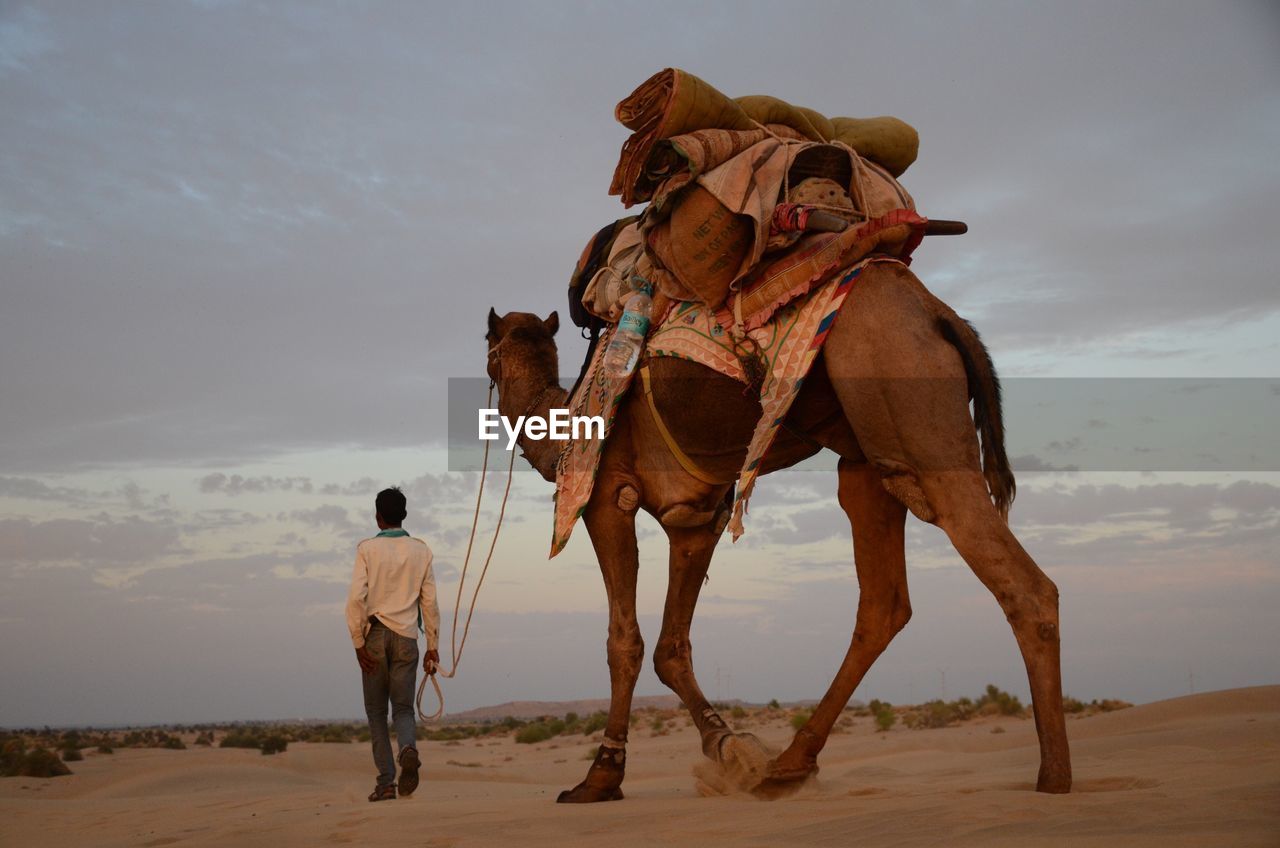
[361,620,418,788]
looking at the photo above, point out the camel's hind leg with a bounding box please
[822,262,1072,793]
[557,481,642,803]
[653,523,734,759]
[925,471,1070,792]
[764,458,910,786]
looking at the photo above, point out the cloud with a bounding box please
[1011,480,1280,532]
[2,4,1276,472]
[318,476,380,496]
[199,472,314,495]
[286,503,360,534]
[0,6,55,76]
[1009,455,1080,472]
[754,503,848,546]
[0,515,184,565]
[0,475,97,503]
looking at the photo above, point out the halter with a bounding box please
[487,334,562,423]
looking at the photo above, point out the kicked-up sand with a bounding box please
[2,687,1277,847]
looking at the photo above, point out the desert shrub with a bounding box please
[194,731,214,747]
[767,699,780,710]
[220,730,263,750]
[260,735,288,755]
[976,685,1024,716]
[1062,696,1085,714]
[319,725,352,743]
[579,711,607,736]
[421,724,487,742]
[16,748,72,778]
[2,738,27,775]
[97,745,114,754]
[905,699,970,730]
[358,729,372,742]
[873,702,896,732]
[119,729,186,750]
[790,710,812,731]
[730,706,747,720]
[61,747,84,762]
[650,717,666,733]
[515,722,559,745]
[1091,699,1132,712]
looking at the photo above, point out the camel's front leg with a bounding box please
[557,485,642,804]
[653,523,732,760]
[765,459,910,787]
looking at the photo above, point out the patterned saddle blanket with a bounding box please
[550,253,907,556]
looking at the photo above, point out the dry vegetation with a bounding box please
[0,687,1132,777]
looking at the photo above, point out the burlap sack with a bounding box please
[647,185,753,308]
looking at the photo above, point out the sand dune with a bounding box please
[2,687,1277,847]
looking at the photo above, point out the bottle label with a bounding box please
[618,312,650,336]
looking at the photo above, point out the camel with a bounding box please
[484,259,1070,802]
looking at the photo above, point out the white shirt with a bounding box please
[345,530,440,651]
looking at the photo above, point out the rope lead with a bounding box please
[416,380,518,722]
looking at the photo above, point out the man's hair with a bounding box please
[375,487,407,526]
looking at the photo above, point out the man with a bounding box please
[345,487,440,802]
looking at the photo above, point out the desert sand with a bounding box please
[2,687,1277,847]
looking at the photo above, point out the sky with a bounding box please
[1,0,1278,727]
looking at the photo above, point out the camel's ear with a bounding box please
[487,307,502,338]
[543,311,559,337]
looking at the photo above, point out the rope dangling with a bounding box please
[416,380,518,722]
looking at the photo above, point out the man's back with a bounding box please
[347,532,439,650]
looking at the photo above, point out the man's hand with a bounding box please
[355,646,378,675]
[423,649,440,675]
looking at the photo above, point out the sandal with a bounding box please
[398,746,421,797]
[367,784,396,802]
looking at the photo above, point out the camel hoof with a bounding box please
[751,759,819,800]
[692,732,778,796]
[1036,774,1071,794]
[701,727,734,760]
[752,774,816,800]
[557,746,626,803]
[764,759,819,784]
[556,784,624,803]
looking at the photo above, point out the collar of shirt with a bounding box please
[375,529,410,538]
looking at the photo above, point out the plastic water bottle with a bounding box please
[602,284,653,378]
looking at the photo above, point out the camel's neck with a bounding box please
[497,375,569,482]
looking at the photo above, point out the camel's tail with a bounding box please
[937,314,1016,518]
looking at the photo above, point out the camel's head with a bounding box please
[485,308,559,385]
